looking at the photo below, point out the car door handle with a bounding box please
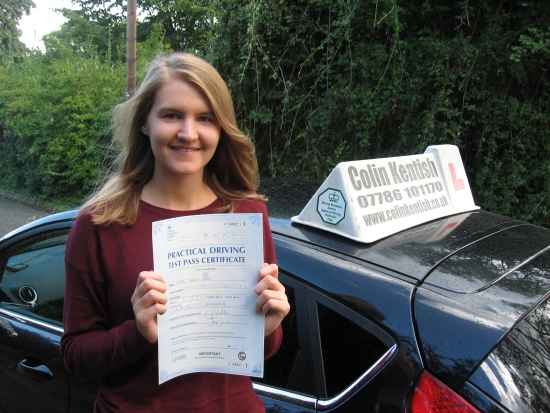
[6,263,28,272]
[18,358,54,382]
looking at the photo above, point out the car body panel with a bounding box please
[273,234,421,360]
[415,224,550,389]
[458,381,511,413]
[468,293,550,411]
[260,393,316,413]
[0,217,78,412]
[271,235,422,410]
[0,309,67,413]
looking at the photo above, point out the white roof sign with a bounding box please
[291,145,479,243]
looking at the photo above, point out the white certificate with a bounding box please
[153,213,265,384]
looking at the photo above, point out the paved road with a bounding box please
[0,196,50,237]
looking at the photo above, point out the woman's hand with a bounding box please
[254,263,290,337]
[131,271,167,343]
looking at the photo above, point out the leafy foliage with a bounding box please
[43,8,127,64]
[208,0,550,226]
[1,0,550,228]
[69,0,216,53]
[139,0,216,53]
[0,51,125,204]
[0,0,35,65]
[0,5,171,207]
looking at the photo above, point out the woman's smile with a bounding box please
[171,146,201,153]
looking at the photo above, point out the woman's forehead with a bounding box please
[152,78,213,110]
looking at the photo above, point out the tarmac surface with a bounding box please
[0,195,50,238]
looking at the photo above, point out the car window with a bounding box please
[259,284,300,389]
[255,272,316,400]
[317,302,389,397]
[0,229,69,325]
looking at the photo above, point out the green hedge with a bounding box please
[0,52,125,208]
[0,26,167,209]
[208,0,550,226]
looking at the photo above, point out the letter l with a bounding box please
[448,163,465,190]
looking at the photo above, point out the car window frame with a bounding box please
[0,220,73,333]
[252,270,398,411]
[253,271,317,411]
[306,285,397,406]
[0,220,76,412]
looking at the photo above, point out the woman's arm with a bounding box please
[61,215,156,379]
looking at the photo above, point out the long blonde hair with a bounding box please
[81,53,264,225]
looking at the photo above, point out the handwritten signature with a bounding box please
[205,309,231,327]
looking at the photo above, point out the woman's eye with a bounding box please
[198,116,212,122]
[164,114,178,119]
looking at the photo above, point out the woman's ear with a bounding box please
[141,124,149,136]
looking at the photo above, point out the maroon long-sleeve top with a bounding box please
[61,198,282,413]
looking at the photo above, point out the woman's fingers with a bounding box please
[131,271,167,343]
[254,264,290,336]
[257,263,279,282]
[134,271,166,295]
[254,275,285,310]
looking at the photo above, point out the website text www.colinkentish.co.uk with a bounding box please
[362,194,450,226]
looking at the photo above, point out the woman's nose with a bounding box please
[176,118,197,140]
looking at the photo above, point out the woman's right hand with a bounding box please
[131,271,168,343]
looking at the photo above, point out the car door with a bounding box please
[0,223,75,413]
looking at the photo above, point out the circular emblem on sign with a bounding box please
[238,352,246,361]
[316,188,346,225]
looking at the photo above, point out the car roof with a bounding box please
[269,210,526,281]
[0,209,78,242]
[260,178,528,281]
[2,188,540,287]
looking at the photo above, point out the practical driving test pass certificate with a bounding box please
[153,213,265,384]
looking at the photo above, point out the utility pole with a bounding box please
[126,0,137,99]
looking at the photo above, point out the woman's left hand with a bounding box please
[254,263,290,337]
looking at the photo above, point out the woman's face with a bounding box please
[141,78,221,182]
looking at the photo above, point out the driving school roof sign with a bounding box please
[291,145,479,243]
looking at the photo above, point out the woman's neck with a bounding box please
[140,174,218,211]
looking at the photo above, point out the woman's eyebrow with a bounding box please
[156,107,216,117]
[198,110,216,116]
[156,106,180,113]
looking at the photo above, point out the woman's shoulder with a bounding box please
[233,198,268,214]
[64,212,100,267]
[71,210,97,232]
[69,209,120,240]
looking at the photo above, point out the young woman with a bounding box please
[61,53,289,412]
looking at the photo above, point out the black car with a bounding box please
[1,178,550,412]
